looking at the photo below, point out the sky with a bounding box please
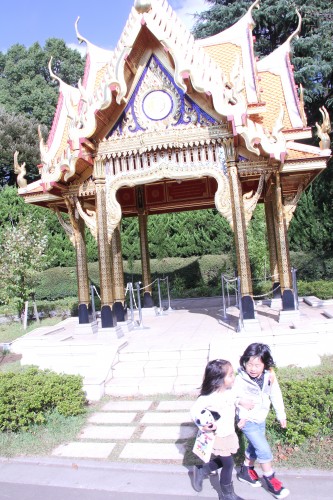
[0,0,208,54]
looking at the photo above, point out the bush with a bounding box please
[297,280,333,299]
[267,376,333,446]
[290,251,333,281]
[36,297,80,317]
[35,256,233,302]
[0,367,87,432]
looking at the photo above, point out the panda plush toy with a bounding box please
[195,408,221,429]
[192,408,221,462]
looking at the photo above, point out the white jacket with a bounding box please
[190,388,237,438]
[233,368,286,423]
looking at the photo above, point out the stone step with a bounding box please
[105,373,201,396]
[111,358,207,379]
[118,347,208,362]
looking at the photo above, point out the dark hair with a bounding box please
[240,343,275,370]
[200,359,232,396]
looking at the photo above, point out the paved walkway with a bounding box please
[52,398,195,461]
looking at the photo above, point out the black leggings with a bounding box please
[202,455,234,486]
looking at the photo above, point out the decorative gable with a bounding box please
[108,55,217,138]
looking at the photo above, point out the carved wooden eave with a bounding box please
[97,124,230,159]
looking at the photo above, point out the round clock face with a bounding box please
[142,90,173,121]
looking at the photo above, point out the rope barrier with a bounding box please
[138,278,159,291]
[92,285,101,301]
[252,284,281,299]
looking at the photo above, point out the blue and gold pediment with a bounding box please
[108,55,217,137]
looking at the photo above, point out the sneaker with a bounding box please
[237,465,261,487]
[191,465,205,492]
[263,473,290,499]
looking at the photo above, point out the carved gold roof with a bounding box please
[18,0,330,201]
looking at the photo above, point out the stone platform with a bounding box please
[9,296,333,400]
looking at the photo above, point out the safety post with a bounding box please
[291,267,299,310]
[90,284,97,322]
[165,276,172,311]
[237,276,243,332]
[135,281,143,327]
[128,282,135,323]
[157,278,163,314]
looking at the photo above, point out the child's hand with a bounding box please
[239,398,255,410]
[237,418,247,429]
[280,419,287,428]
[202,423,217,432]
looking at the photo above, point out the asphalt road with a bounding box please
[0,483,202,500]
[0,457,332,500]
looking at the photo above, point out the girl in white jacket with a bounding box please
[190,359,245,500]
[234,343,289,499]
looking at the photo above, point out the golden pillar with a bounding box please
[61,199,91,324]
[75,216,91,322]
[94,167,116,328]
[228,162,254,319]
[271,172,294,309]
[264,196,280,298]
[111,224,127,321]
[138,213,154,307]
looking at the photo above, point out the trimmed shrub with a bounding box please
[267,376,333,446]
[0,367,87,432]
[297,280,333,300]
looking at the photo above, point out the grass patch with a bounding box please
[276,355,333,380]
[0,410,89,458]
[271,435,333,470]
[0,317,61,344]
[0,359,23,374]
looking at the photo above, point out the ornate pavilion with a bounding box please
[15,0,331,329]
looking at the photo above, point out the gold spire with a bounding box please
[134,1,152,14]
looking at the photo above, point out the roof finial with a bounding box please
[75,16,89,45]
[134,0,152,14]
[316,107,331,150]
[286,9,302,45]
[249,0,260,16]
[48,57,62,86]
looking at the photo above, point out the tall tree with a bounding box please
[0,108,47,185]
[0,39,85,187]
[0,39,85,128]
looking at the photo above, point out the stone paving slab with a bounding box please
[144,366,178,377]
[101,400,153,411]
[79,425,136,440]
[141,411,191,424]
[88,412,136,424]
[120,442,187,460]
[52,442,116,458]
[140,425,196,440]
[156,400,193,411]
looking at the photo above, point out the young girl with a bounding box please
[190,359,245,500]
[234,343,289,499]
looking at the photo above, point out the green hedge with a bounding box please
[297,280,333,300]
[291,251,333,281]
[267,376,333,446]
[35,256,233,301]
[34,256,333,302]
[0,367,87,432]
